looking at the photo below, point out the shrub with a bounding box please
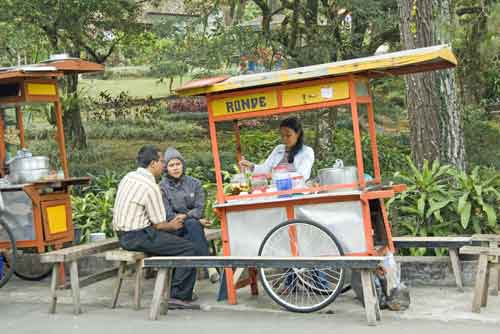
[71,189,116,243]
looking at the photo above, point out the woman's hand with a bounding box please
[238,156,254,172]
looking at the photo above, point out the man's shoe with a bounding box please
[168,298,201,310]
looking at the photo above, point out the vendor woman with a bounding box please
[239,116,314,180]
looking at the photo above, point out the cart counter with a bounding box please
[215,188,394,257]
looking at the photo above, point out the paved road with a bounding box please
[1,301,499,334]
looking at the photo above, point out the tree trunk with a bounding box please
[397,0,465,169]
[434,0,466,170]
[398,0,441,168]
[63,72,87,149]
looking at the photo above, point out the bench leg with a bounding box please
[69,260,81,315]
[472,254,489,313]
[160,268,173,316]
[150,269,168,320]
[360,269,379,326]
[134,261,143,310]
[449,249,464,292]
[482,266,489,307]
[489,265,499,296]
[249,268,259,296]
[111,262,126,309]
[49,265,58,314]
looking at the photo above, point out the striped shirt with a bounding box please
[112,168,166,232]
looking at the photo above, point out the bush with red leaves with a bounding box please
[167,97,207,113]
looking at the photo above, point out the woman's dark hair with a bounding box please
[280,117,304,163]
[137,145,160,168]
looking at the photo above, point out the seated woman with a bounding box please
[160,147,211,257]
[239,116,314,181]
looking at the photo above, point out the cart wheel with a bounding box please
[14,249,52,281]
[0,218,17,288]
[258,219,345,313]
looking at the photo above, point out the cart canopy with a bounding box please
[176,44,457,96]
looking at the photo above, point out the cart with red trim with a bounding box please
[175,45,457,312]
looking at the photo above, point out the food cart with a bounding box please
[0,57,104,283]
[176,45,457,312]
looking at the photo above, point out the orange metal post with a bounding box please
[207,97,225,204]
[366,100,381,183]
[218,210,237,304]
[348,75,366,188]
[53,100,69,178]
[379,199,395,253]
[233,120,242,163]
[361,199,375,255]
[15,105,26,148]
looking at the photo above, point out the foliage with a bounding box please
[85,119,205,141]
[449,167,500,233]
[71,189,116,243]
[167,97,207,113]
[464,118,500,170]
[388,158,455,238]
[389,158,500,254]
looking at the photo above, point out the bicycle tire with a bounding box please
[0,218,17,288]
[258,219,345,313]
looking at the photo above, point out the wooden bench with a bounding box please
[471,234,500,296]
[460,245,500,312]
[104,228,222,310]
[40,237,120,315]
[143,256,384,326]
[393,236,474,291]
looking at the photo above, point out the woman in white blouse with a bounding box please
[239,117,315,181]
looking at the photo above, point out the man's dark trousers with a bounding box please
[118,226,196,301]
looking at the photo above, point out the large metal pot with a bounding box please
[318,159,358,192]
[8,156,50,184]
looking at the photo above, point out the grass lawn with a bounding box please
[80,76,190,98]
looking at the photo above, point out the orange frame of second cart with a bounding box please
[176,45,457,305]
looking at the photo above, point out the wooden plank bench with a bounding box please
[472,234,500,296]
[393,236,474,291]
[460,244,500,313]
[104,228,222,310]
[143,256,384,326]
[40,237,120,315]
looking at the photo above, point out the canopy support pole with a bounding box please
[15,105,26,148]
[348,75,366,188]
[54,100,69,178]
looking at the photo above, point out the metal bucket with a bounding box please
[318,159,358,192]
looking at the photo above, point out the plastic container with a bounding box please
[251,173,268,192]
[89,232,106,242]
[289,172,306,189]
[0,254,4,279]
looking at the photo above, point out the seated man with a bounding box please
[112,145,198,309]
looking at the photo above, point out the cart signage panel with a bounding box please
[282,81,349,107]
[211,91,278,117]
[26,82,57,96]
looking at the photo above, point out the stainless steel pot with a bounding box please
[318,159,358,192]
[8,156,50,184]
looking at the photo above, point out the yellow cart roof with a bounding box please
[176,44,457,96]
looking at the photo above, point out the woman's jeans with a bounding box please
[118,226,197,301]
[173,217,210,257]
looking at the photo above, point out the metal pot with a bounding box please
[7,156,50,184]
[318,159,358,192]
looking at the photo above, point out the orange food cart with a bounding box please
[0,57,103,281]
[176,45,457,312]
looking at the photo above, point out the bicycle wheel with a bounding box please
[0,218,17,288]
[258,219,345,313]
[14,249,52,281]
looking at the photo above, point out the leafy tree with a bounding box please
[0,0,144,148]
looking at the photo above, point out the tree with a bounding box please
[397,0,466,170]
[0,0,143,148]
